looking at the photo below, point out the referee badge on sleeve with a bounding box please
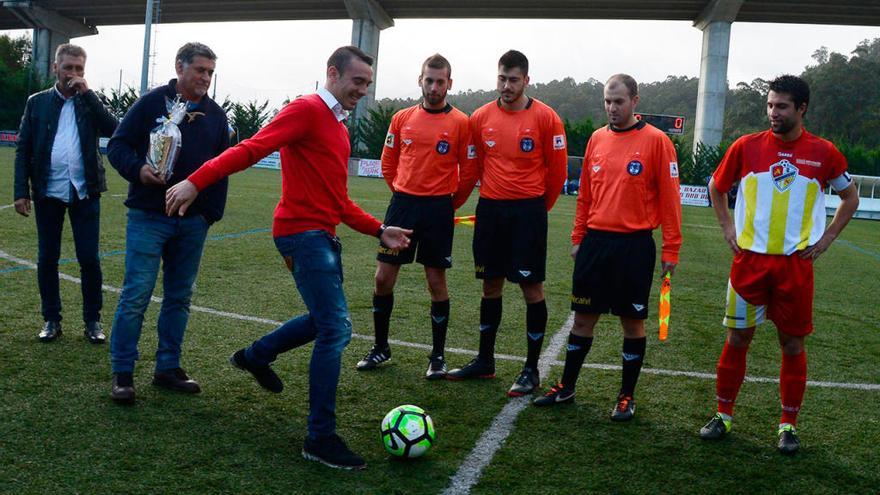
[385,132,395,148]
[553,134,565,150]
[669,161,679,178]
[467,145,477,159]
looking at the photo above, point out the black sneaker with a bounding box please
[507,366,540,397]
[533,383,575,407]
[700,413,732,440]
[425,354,447,380]
[446,358,496,381]
[152,367,201,393]
[777,424,800,456]
[611,394,635,421]
[230,349,283,393]
[302,434,366,470]
[356,345,391,371]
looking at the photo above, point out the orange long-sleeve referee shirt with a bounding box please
[468,98,568,210]
[572,121,682,263]
[381,103,476,209]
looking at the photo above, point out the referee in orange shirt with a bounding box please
[447,50,568,397]
[533,74,682,421]
[356,54,476,379]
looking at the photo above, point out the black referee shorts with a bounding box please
[571,229,656,319]
[473,197,547,283]
[377,192,454,268]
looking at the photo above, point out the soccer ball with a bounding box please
[380,404,436,458]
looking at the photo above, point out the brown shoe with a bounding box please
[84,321,106,344]
[152,368,201,393]
[111,372,135,404]
[39,321,62,342]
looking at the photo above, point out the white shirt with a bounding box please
[317,87,349,122]
[47,86,87,202]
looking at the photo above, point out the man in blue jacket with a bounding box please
[14,43,118,344]
[106,42,229,403]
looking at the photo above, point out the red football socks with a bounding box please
[716,341,749,416]
[779,350,807,426]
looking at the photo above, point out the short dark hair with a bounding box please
[176,42,217,65]
[327,46,374,75]
[422,53,452,78]
[498,50,528,76]
[55,43,86,62]
[769,75,810,114]
[606,74,639,98]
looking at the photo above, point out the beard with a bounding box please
[423,91,444,106]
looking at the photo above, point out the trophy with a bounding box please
[148,95,188,180]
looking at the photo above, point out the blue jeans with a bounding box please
[33,195,102,322]
[245,230,352,440]
[110,208,209,373]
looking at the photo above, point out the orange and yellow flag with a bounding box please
[454,215,476,227]
[658,272,671,341]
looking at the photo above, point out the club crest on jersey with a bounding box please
[627,160,643,176]
[770,159,799,192]
[436,140,450,155]
[520,137,535,152]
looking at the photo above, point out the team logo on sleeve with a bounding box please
[520,137,535,152]
[384,132,395,148]
[627,160,643,176]
[770,159,799,193]
[669,161,679,178]
[467,144,477,159]
[436,140,450,155]
[553,134,565,150]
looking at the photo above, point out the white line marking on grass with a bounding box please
[4,247,879,395]
[0,204,14,210]
[441,313,574,495]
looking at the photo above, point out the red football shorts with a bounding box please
[722,250,814,336]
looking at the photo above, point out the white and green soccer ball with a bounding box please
[380,404,436,458]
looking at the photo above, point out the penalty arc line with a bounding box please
[2,248,878,396]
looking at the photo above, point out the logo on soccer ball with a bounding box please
[627,160,643,176]
[436,140,450,155]
[770,159,799,193]
[380,405,436,458]
[520,137,535,152]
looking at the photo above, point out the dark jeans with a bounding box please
[33,195,102,323]
[109,209,209,373]
[245,231,352,440]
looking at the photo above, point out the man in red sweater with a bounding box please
[165,46,411,470]
[447,50,568,397]
[356,53,476,379]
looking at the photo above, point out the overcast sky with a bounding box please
[3,19,879,108]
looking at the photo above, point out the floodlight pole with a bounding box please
[139,0,153,95]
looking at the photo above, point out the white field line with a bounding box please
[0,204,15,210]
[2,248,878,396]
[441,313,574,495]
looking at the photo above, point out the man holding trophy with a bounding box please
[106,42,230,403]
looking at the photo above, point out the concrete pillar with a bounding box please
[350,17,381,123]
[5,4,97,80]
[32,28,68,80]
[694,21,731,151]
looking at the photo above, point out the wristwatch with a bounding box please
[377,224,387,238]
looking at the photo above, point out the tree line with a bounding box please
[2,34,878,178]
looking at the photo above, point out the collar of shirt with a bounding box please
[317,87,348,122]
[53,84,73,101]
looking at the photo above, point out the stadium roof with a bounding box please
[2,0,880,32]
